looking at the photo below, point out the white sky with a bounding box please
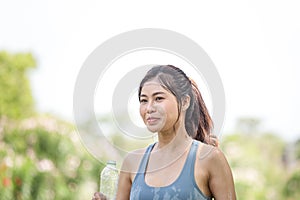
[1,0,299,141]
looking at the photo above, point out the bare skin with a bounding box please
[93,81,236,200]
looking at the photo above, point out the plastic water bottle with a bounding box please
[100,160,119,199]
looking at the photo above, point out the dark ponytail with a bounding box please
[138,65,214,144]
[185,79,213,143]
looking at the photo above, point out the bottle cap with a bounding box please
[107,160,116,165]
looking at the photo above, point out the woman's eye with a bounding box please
[140,99,147,103]
[155,97,164,101]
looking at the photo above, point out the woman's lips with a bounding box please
[146,117,160,124]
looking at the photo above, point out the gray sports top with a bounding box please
[130,140,211,200]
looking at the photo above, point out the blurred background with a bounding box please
[1,0,299,199]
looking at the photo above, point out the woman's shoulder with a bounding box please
[195,141,227,164]
[121,143,153,174]
[195,140,230,175]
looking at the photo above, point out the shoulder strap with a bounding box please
[136,143,156,174]
[181,140,199,180]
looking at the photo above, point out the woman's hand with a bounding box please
[206,134,219,147]
[92,192,107,200]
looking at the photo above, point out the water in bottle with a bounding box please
[100,160,119,199]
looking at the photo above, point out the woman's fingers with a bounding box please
[99,193,107,200]
[92,192,106,200]
[206,134,219,147]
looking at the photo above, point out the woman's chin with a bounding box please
[146,125,162,133]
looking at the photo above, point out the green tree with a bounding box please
[222,118,287,200]
[283,170,300,199]
[0,51,102,199]
[0,51,36,119]
[0,116,102,199]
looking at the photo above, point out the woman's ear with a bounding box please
[181,95,190,111]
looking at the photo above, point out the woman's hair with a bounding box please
[138,65,213,143]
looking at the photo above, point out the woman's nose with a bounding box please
[146,101,156,113]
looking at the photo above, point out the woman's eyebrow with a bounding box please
[140,91,166,98]
[152,91,166,96]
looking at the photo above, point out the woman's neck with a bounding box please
[156,125,192,151]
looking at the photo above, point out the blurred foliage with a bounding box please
[0,116,101,200]
[0,51,36,119]
[0,51,103,199]
[222,133,286,199]
[222,118,300,200]
[283,170,300,199]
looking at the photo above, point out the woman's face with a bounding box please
[139,80,179,133]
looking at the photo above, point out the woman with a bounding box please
[93,65,236,200]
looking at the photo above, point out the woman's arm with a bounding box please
[116,148,145,200]
[208,148,236,200]
[115,170,131,200]
[115,152,135,200]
